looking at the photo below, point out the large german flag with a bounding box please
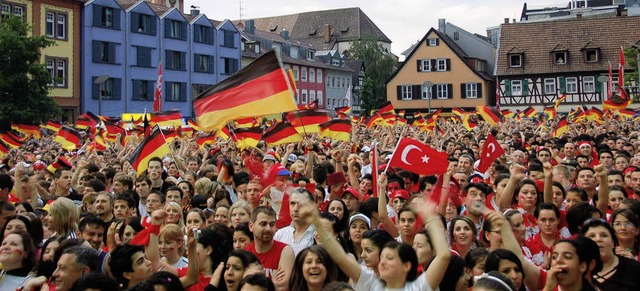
[554,116,568,138]
[11,124,41,138]
[522,106,537,118]
[150,110,183,128]
[129,126,171,176]
[603,98,632,111]
[463,113,478,131]
[55,125,81,151]
[452,108,465,118]
[543,106,557,120]
[43,120,62,133]
[76,112,101,130]
[377,101,395,116]
[231,127,263,149]
[234,117,259,129]
[365,113,383,128]
[0,133,22,149]
[617,109,635,119]
[475,105,502,126]
[501,109,514,119]
[262,122,302,145]
[104,121,125,136]
[319,119,351,141]
[335,106,351,118]
[194,50,297,132]
[197,134,216,149]
[286,109,331,134]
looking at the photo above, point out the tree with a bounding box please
[0,16,60,127]
[347,35,397,115]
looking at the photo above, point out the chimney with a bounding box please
[504,18,510,24]
[576,13,582,20]
[438,18,446,33]
[512,18,516,23]
[323,24,331,43]
[190,8,200,16]
[280,28,289,40]
[245,19,255,35]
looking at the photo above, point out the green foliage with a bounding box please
[348,35,396,116]
[623,48,638,86]
[0,16,60,125]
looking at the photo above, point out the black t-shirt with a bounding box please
[594,255,640,291]
[151,180,172,194]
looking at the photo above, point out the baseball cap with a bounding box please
[190,194,208,210]
[349,213,371,228]
[390,189,410,201]
[341,187,360,200]
[262,154,277,162]
[288,154,297,163]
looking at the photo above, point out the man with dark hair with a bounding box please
[164,186,183,205]
[83,178,105,195]
[0,173,14,201]
[147,157,170,194]
[94,192,114,223]
[52,246,100,291]
[78,215,110,273]
[238,273,276,291]
[54,169,83,201]
[135,176,152,217]
[145,191,165,215]
[68,272,119,291]
[113,174,134,195]
[100,167,117,191]
[246,206,294,290]
[274,188,315,255]
[0,200,16,228]
[114,193,135,220]
[109,244,151,289]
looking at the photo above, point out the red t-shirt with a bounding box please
[177,267,212,291]
[525,232,559,266]
[245,240,287,280]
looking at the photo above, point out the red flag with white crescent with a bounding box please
[477,134,504,173]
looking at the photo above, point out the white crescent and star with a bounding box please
[486,143,496,157]
[400,145,430,165]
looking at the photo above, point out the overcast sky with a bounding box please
[184,0,560,58]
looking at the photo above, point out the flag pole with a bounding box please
[384,137,403,173]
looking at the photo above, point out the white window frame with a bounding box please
[13,6,23,17]
[420,59,431,72]
[585,49,598,63]
[46,59,55,86]
[437,59,447,71]
[511,80,523,96]
[310,90,316,103]
[309,68,315,83]
[296,89,300,104]
[318,91,323,105]
[554,52,567,64]
[509,54,522,68]
[401,85,412,100]
[57,14,66,39]
[56,59,66,87]
[1,4,9,15]
[290,46,299,59]
[544,78,556,94]
[301,67,307,82]
[566,77,578,93]
[428,38,437,46]
[46,12,55,37]
[466,83,478,98]
[293,66,299,81]
[421,85,432,100]
[301,89,308,104]
[583,76,595,93]
[317,70,323,83]
[437,84,448,99]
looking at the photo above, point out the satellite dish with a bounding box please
[94,75,109,84]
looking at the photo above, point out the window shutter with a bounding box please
[180,22,187,40]
[108,42,116,63]
[147,80,154,100]
[113,9,121,29]
[397,86,402,100]
[559,77,566,92]
[180,83,187,101]
[523,79,529,96]
[435,39,439,46]
[477,83,483,98]
[208,56,215,73]
[131,12,139,33]
[114,78,122,99]
[430,59,436,71]
[93,6,101,27]
[209,27,215,44]
[447,84,453,99]
[412,85,421,100]
[417,60,421,72]
[504,80,511,96]
[194,26,201,42]
[595,77,602,93]
[132,80,140,99]
[460,83,467,98]
[432,85,438,97]
[92,40,101,62]
[150,18,157,36]
[92,77,99,99]
[446,59,451,71]
[180,52,186,70]
[165,20,171,37]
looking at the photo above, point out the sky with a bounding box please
[183,0,557,58]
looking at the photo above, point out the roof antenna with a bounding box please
[239,1,244,22]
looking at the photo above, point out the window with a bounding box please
[422,85,432,100]
[166,20,186,40]
[92,41,117,64]
[317,70,323,83]
[544,78,556,94]
[307,50,315,60]
[291,46,299,59]
[46,59,54,86]
[465,83,478,98]
[566,77,578,93]
[132,80,153,100]
[437,59,448,71]
[454,31,459,41]
[166,50,185,70]
[100,79,115,99]
[318,91,323,105]
[554,52,567,64]
[301,67,307,81]
[13,5,22,17]
[92,78,121,100]
[341,78,345,88]
[1,4,9,16]
[46,58,66,87]
[436,84,449,99]
[401,85,412,100]
[332,77,335,87]
[223,30,235,47]
[583,76,595,92]
[166,82,186,101]
[192,83,211,97]
[194,54,214,73]
[585,49,598,62]
[45,11,67,39]
[511,80,523,96]
[419,59,431,72]
[2,2,26,19]
[295,89,300,104]
[194,25,214,44]
[223,57,239,74]
[132,12,156,35]
[310,90,316,103]
[309,69,315,83]
[292,66,299,81]
[301,90,308,104]
[93,5,119,29]
[509,54,522,67]
[428,38,439,46]
[332,58,340,66]
[136,46,152,67]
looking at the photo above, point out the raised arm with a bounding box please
[499,164,526,210]
[377,173,399,237]
[346,154,361,195]
[146,210,178,275]
[542,162,554,204]
[415,200,451,290]
[594,164,609,216]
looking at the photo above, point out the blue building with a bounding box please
[81,0,241,116]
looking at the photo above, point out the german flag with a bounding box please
[54,125,81,151]
[43,120,62,132]
[377,101,395,116]
[89,133,107,152]
[335,106,351,118]
[104,121,125,136]
[618,109,635,119]
[75,115,92,130]
[554,116,568,138]
[216,126,231,140]
[197,134,216,149]
[522,106,537,118]
[462,113,478,131]
[150,110,183,128]
[430,107,443,120]
[0,133,22,149]
[301,100,319,110]
[365,113,383,128]
[555,93,567,110]
[319,119,351,141]
[47,156,73,174]
[603,98,632,111]
[231,127,263,149]
[475,105,502,126]
[194,50,298,132]
[234,117,259,129]
[543,106,557,120]
[262,122,302,145]
[11,124,41,138]
[160,127,179,143]
[186,118,200,131]
[286,109,331,134]
[501,109,514,119]
[129,126,171,176]
[0,140,8,157]
[452,108,465,118]
[587,106,603,121]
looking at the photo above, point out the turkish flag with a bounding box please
[477,134,504,173]
[387,138,448,176]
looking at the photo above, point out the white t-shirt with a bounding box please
[355,265,432,291]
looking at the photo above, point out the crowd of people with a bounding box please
[0,115,640,291]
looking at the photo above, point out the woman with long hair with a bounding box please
[186,208,206,231]
[450,216,480,258]
[289,245,337,291]
[499,166,542,241]
[484,249,526,291]
[164,201,185,227]
[360,229,394,276]
[0,231,37,290]
[48,197,80,239]
[344,214,370,263]
[229,200,252,228]
[324,199,349,237]
[610,208,639,259]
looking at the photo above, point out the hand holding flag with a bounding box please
[477,134,504,173]
[387,137,449,176]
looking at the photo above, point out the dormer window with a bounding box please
[428,38,439,46]
[509,54,522,68]
[584,49,598,62]
[554,52,567,65]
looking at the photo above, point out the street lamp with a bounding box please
[94,75,109,116]
[422,81,433,112]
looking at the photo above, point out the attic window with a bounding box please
[554,52,567,65]
[309,28,317,36]
[584,49,598,62]
[269,25,277,32]
[509,54,523,67]
[341,27,349,33]
[428,38,439,46]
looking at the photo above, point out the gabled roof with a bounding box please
[496,16,640,76]
[114,0,138,11]
[388,28,493,83]
[239,7,391,51]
